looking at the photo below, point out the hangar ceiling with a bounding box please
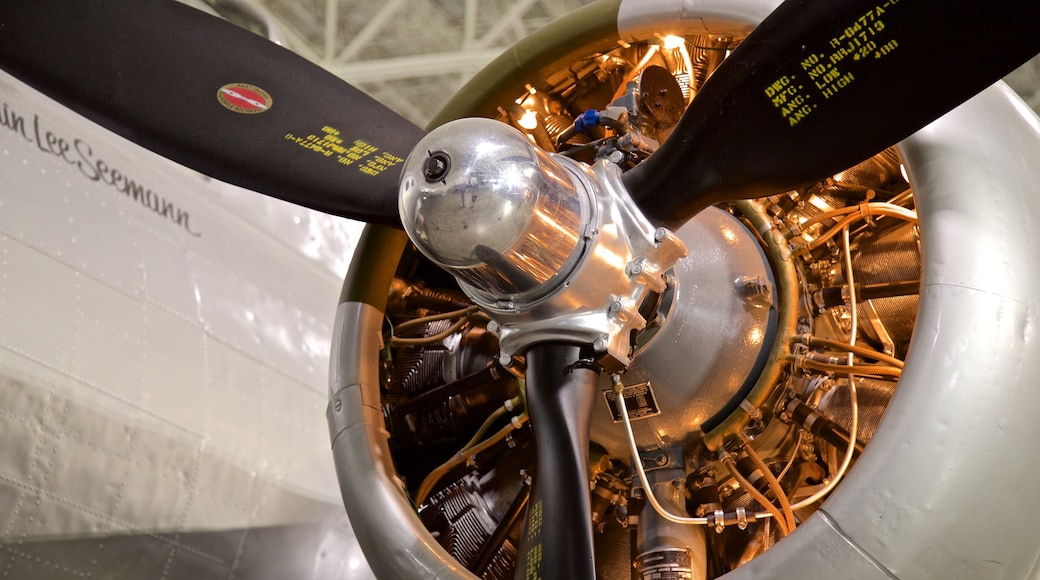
[241,0,1040,128]
[253,0,594,126]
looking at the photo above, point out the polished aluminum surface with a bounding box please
[588,205,775,456]
[400,118,687,367]
[485,158,687,367]
[399,118,589,296]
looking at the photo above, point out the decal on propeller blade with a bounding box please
[283,124,404,176]
[217,83,272,114]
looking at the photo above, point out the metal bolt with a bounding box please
[498,352,512,367]
[608,300,622,314]
[737,275,773,308]
[519,469,532,486]
[654,228,668,243]
[714,509,726,534]
[593,337,608,352]
[736,507,749,530]
[486,320,499,333]
[423,151,451,182]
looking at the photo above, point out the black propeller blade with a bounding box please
[517,343,599,580]
[0,0,424,227]
[624,0,1040,228]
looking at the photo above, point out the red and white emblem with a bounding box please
[217,83,272,114]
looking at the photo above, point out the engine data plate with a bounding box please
[603,381,661,423]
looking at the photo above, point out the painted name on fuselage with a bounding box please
[1,100,200,237]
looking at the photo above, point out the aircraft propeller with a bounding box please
[3,1,1039,578]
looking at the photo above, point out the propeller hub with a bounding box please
[399,118,590,297]
[400,119,688,368]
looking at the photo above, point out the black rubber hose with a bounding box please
[786,399,864,457]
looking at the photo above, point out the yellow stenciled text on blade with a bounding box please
[284,125,404,176]
[764,0,902,127]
